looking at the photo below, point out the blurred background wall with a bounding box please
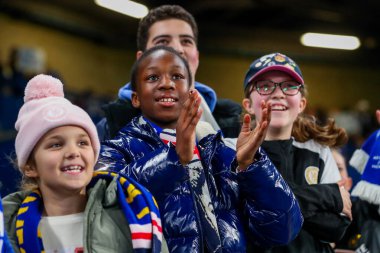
[1,12,379,110]
[0,13,134,96]
[0,0,379,110]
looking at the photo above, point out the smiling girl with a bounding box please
[2,74,163,253]
[242,52,351,253]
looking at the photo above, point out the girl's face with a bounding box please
[243,70,307,139]
[25,126,95,196]
[132,50,190,129]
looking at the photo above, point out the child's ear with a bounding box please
[131,92,141,109]
[136,51,143,60]
[242,98,255,115]
[24,163,38,178]
[299,97,307,114]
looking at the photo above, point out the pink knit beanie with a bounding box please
[15,74,100,169]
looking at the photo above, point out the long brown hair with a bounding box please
[292,114,347,148]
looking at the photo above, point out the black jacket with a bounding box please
[254,139,351,253]
[337,198,380,252]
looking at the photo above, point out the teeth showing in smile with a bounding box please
[62,165,83,172]
[159,98,175,102]
[271,105,287,111]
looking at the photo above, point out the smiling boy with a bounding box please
[97,46,303,253]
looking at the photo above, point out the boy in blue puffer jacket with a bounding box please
[96,46,303,253]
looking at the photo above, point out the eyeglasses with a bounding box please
[253,80,304,96]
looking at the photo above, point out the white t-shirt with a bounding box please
[39,212,84,253]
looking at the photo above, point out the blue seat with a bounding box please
[0,139,21,195]
[0,95,23,195]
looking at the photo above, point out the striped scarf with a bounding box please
[351,129,380,207]
[160,128,222,253]
[0,194,14,253]
[15,171,162,253]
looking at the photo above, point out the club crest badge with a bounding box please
[305,166,319,185]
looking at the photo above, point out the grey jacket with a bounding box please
[2,178,133,253]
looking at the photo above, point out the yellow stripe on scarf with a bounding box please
[16,228,24,244]
[119,176,127,185]
[93,171,108,176]
[137,207,149,219]
[93,171,118,177]
[126,184,142,203]
[17,207,29,215]
[16,220,24,228]
[23,196,37,204]
[153,198,158,208]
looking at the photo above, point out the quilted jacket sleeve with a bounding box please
[96,138,188,201]
[235,148,303,248]
[202,134,303,248]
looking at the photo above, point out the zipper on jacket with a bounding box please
[187,179,205,253]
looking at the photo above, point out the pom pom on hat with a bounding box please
[24,74,64,102]
[15,74,100,169]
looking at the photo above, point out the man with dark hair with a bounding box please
[97,5,241,141]
[136,5,198,52]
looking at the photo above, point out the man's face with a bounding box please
[139,19,199,86]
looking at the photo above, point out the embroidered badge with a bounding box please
[305,166,319,185]
[274,54,286,63]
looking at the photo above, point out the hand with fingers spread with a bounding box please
[176,89,203,165]
[236,100,271,171]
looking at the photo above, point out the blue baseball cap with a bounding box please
[243,52,304,90]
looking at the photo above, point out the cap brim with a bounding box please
[246,65,304,85]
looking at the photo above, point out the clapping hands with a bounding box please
[176,89,203,165]
[236,100,271,171]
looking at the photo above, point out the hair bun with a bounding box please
[24,74,64,102]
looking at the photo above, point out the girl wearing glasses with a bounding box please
[241,53,352,253]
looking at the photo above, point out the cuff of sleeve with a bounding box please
[236,148,262,173]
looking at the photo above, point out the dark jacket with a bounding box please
[255,139,351,253]
[336,198,380,252]
[3,178,135,253]
[96,117,303,253]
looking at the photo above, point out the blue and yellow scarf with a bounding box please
[15,171,162,253]
[0,194,14,253]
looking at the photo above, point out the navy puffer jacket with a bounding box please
[96,117,303,252]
